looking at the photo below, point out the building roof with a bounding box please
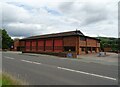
[20,30,100,41]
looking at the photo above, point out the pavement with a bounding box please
[2,51,118,85]
[77,52,118,66]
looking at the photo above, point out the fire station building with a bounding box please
[19,30,100,55]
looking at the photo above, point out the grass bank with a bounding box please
[0,72,28,86]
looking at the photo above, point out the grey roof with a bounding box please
[21,30,84,40]
[21,30,100,41]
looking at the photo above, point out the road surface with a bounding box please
[2,52,118,85]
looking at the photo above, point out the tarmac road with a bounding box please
[2,52,118,85]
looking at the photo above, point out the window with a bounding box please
[92,47,96,51]
[87,47,91,51]
[64,46,75,52]
[81,47,85,51]
[80,37,86,41]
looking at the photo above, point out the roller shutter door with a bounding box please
[38,40,44,51]
[26,41,31,51]
[45,39,53,52]
[31,40,36,51]
[54,39,63,52]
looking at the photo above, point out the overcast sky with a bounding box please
[1,0,119,39]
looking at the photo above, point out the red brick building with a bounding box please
[13,39,20,51]
[19,30,100,55]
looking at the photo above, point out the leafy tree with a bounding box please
[1,29,13,49]
[97,36,119,52]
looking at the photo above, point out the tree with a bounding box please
[97,36,119,52]
[1,29,13,49]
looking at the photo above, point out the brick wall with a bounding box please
[20,36,100,55]
[63,36,77,46]
[14,40,19,51]
[19,41,25,46]
[79,37,100,54]
[86,38,97,47]
[97,43,100,47]
[79,41,86,47]
[19,41,25,51]
[104,47,112,52]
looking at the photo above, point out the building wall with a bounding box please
[14,40,19,51]
[63,36,78,54]
[54,39,63,52]
[45,39,53,52]
[19,41,25,46]
[104,47,112,52]
[87,38,97,47]
[79,40,86,47]
[38,40,44,51]
[79,38,86,54]
[63,36,77,46]
[31,40,36,52]
[20,36,100,55]
[19,41,25,51]
[26,40,31,51]
[97,43,100,47]
[79,37,100,55]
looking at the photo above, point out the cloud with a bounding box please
[6,23,44,37]
[58,2,116,26]
[2,2,30,24]
[1,0,119,38]
[80,3,109,25]
[59,2,75,14]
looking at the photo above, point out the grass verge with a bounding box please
[0,72,28,86]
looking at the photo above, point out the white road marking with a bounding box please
[21,60,41,65]
[4,56,14,60]
[21,60,33,63]
[57,67,117,81]
[32,61,41,65]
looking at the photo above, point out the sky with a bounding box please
[1,0,119,39]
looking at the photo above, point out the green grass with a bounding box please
[0,73,2,86]
[0,72,27,86]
